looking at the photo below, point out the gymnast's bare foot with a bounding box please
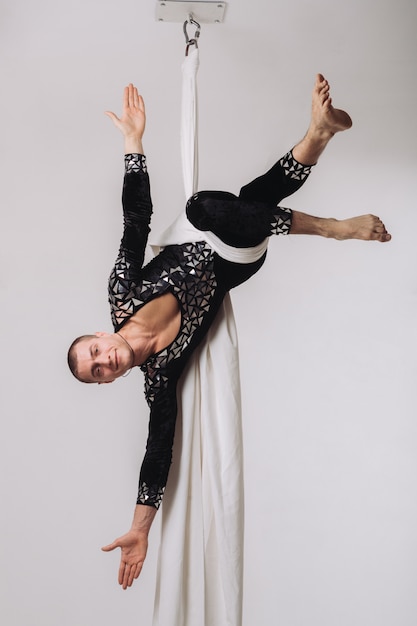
[330,214,391,242]
[292,73,353,164]
[311,73,352,137]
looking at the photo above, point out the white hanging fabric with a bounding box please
[180,44,199,200]
[154,45,268,264]
[151,43,267,626]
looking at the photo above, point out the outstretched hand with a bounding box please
[102,529,148,589]
[105,83,146,141]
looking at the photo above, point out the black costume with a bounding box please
[108,151,312,508]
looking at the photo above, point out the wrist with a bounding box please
[131,504,157,534]
[124,135,144,155]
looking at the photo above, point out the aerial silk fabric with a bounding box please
[151,47,268,626]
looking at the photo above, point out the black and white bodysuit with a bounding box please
[108,152,312,509]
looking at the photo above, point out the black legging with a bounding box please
[185,150,313,289]
[186,150,312,249]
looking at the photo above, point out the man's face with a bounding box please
[75,332,132,384]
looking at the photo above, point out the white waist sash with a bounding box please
[151,211,268,264]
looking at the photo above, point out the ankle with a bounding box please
[323,217,340,238]
[308,122,335,139]
[292,131,331,166]
[290,212,337,237]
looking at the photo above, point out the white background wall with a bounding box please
[1,1,416,625]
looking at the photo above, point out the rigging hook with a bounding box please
[183,14,201,55]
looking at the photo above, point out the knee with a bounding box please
[186,193,208,230]
[186,190,238,231]
[186,191,229,231]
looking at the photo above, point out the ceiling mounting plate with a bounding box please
[156,1,226,23]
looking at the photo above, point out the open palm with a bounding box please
[102,529,148,589]
[105,83,146,139]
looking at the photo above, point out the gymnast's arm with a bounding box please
[101,383,178,589]
[107,84,152,263]
[103,84,160,589]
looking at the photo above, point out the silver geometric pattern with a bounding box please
[109,241,217,401]
[271,206,292,235]
[279,150,312,181]
[125,153,147,174]
[140,242,216,401]
[137,481,165,508]
[108,255,139,328]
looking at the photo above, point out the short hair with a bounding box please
[67,335,96,383]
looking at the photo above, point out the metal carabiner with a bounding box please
[183,15,201,56]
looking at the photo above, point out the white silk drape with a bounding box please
[151,46,268,626]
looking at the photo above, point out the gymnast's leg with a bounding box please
[187,74,391,244]
[238,73,350,204]
[240,74,390,242]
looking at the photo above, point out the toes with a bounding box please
[322,94,332,109]
[379,233,391,242]
[315,73,323,88]
[316,73,326,87]
[318,83,330,105]
[374,219,387,233]
[371,218,391,242]
[323,96,332,109]
[315,73,328,92]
